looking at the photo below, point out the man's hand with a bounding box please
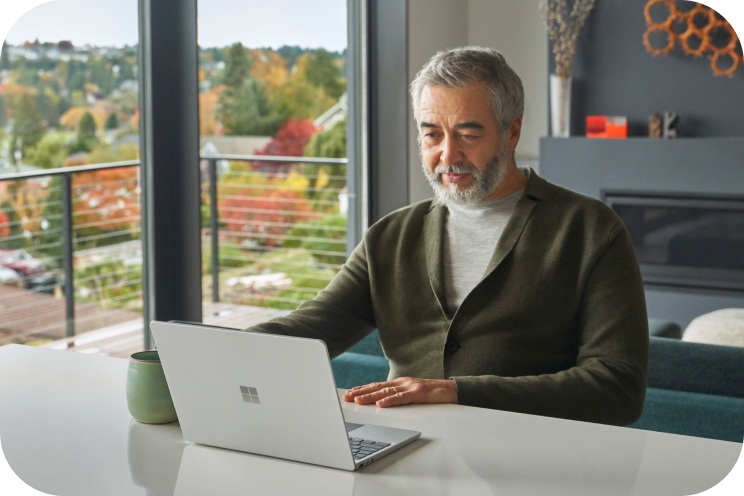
[342,377,458,407]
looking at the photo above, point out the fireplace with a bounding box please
[539,137,744,327]
[603,191,744,292]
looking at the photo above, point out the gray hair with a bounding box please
[410,46,524,132]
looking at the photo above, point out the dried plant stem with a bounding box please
[539,0,597,79]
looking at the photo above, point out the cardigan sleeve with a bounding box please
[452,226,649,426]
[243,240,378,358]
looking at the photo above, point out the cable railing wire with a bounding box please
[0,153,349,346]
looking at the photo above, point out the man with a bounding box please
[246,46,649,426]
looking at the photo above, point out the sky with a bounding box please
[1,0,348,50]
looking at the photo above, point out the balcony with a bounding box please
[0,153,348,357]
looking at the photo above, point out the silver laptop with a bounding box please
[150,320,421,471]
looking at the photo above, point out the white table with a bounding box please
[0,344,741,495]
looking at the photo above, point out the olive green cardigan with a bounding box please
[247,169,649,426]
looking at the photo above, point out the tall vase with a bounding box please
[550,74,572,138]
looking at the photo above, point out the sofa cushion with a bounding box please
[346,329,384,356]
[629,387,744,443]
[648,337,744,398]
[331,352,389,389]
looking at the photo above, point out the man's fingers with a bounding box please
[345,388,394,404]
[342,378,457,407]
[343,382,401,404]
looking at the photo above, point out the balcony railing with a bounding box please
[0,153,348,355]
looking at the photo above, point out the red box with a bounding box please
[586,116,628,139]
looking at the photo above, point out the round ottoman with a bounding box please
[683,308,744,347]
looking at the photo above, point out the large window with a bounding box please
[196,0,349,323]
[0,0,351,354]
[0,0,142,353]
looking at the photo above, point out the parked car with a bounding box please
[26,273,59,294]
[0,265,21,285]
[0,249,46,276]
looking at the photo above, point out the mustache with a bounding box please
[433,164,478,176]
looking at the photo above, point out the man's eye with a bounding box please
[460,134,478,141]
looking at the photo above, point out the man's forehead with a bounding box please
[417,84,494,127]
[419,120,486,130]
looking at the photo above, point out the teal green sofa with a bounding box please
[331,330,388,389]
[628,336,744,443]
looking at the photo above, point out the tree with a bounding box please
[275,45,305,67]
[302,119,347,213]
[219,78,285,136]
[35,88,60,127]
[0,210,10,239]
[199,85,222,135]
[88,58,115,94]
[305,49,345,100]
[216,43,290,136]
[104,111,119,130]
[72,164,141,249]
[0,46,9,71]
[24,132,68,169]
[10,93,46,163]
[274,77,335,121]
[0,95,7,127]
[6,178,46,247]
[253,118,318,173]
[73,111,98,152]
[305,118,346,158]
[250,50,289,97]
[260,118,317,157]
[0,200,21,249]
[60,106,107,132]
[222,42,252,88]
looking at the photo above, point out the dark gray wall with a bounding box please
[561,0,743,137]
[541,0,744,330]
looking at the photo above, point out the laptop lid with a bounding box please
[150,320,420,471]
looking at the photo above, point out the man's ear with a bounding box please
[508,117,522,152]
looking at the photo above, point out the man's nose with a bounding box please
[440,135,463,166]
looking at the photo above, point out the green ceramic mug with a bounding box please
[126,350,178,424]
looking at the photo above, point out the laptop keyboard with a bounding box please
[349,437,390,460]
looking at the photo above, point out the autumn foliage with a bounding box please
[0,210,10,238]
[72,167,140,234]
[252,118,318,173]
[219,184,317,248]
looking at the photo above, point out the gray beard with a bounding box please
[421,146,510,207]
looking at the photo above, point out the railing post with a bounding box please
[209,158,220,303]
[61,173,75,342]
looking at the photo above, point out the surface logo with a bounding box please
[240,386,261,404]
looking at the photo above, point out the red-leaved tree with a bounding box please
[0,210,10,239]
[252,118,318,174]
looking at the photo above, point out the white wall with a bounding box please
[406,0,548,203]
[468,0,547,164]
[407,0,470,203]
